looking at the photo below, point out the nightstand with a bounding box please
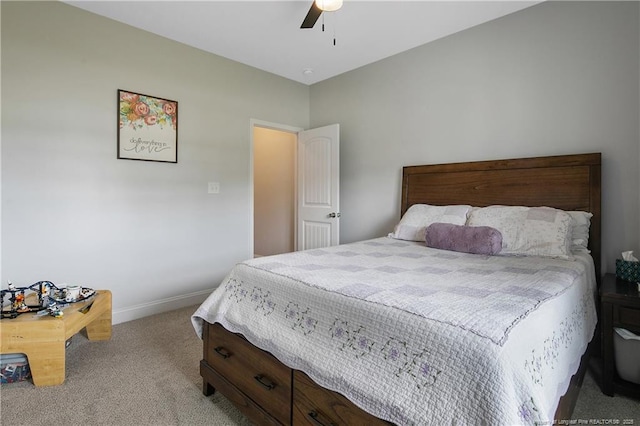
[600,273,640,398]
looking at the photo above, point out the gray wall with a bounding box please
[310,1,640,274]
[1,1,309,322]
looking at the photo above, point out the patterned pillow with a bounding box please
[425,223,503,255]
[567,211,592,253]
[389,204,472,242]
[467,206,573,259]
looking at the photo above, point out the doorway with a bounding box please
[252,122,301,258]
[250,120,340,258]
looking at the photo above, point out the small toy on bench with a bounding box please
[1,281,95,319]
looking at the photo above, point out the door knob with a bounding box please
[328,212,341,218]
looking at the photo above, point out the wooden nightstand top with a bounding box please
[601,273,640,305]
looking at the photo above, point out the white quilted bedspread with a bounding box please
[192,237,597,425]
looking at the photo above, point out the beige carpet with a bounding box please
[0,305,250,426]
[1,305,637,425]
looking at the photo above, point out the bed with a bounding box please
[192,152,601,425]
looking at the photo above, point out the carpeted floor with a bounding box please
[572,359,639,424]
[0,305,250,426]
[0,304,637,425]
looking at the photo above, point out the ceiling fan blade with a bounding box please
[300,2,322,29]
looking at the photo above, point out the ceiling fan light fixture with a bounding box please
[315,0,343,12]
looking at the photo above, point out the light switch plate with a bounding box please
[208,182,220,194]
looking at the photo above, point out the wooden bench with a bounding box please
[0,290,112,386]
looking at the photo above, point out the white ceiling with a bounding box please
[65,1,540,85]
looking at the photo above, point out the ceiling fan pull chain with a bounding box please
[333,16,337,45]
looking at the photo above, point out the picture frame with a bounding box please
[117,89,178,163]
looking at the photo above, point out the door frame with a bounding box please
[249,119,304,259]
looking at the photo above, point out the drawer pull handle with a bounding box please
[307,411,336,426]
[253,374,276,390]
[214,346,231,359]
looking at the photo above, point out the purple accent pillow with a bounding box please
[425,223,503,255]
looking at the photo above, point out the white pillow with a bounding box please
[389,204,472,242]
[567,211,592,253]
[467,206,573,259]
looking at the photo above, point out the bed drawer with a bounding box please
[613,305,640,330]
[200,360,282,426]
[292,371,390,426]
[205,323,292,425]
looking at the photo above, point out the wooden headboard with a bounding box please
[401,153,602,281]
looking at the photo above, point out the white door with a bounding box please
[297,124,340,250]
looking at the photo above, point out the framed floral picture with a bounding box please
[117,89,178,163]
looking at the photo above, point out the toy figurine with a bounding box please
[12,292,22,310]
[15,292,29,313]
[40,282,50,307]
[47,301,63,318]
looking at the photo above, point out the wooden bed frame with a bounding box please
[401,153,601,281]
[200,152,602,425]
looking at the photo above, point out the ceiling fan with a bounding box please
[300,0,343,29]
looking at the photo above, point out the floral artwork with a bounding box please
[117,90,178,162]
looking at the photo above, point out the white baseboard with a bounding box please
[112,289,211,325]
